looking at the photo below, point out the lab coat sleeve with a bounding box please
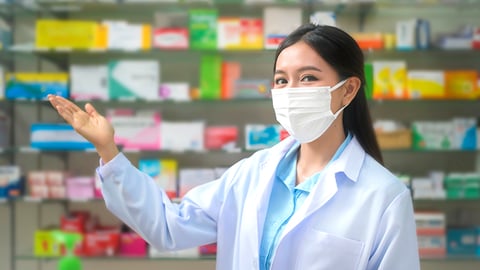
[98,153,242,251]
[367,189,421,270]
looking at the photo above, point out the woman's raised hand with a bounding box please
[48,95,119,163]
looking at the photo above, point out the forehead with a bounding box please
[275,41,330,71]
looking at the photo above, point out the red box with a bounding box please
[119,232,147,257]
[82,227,121,257]
[204,126,238,150]
[199,243,217,255]
[60,211,90,233]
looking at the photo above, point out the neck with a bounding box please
[296,120,346,184]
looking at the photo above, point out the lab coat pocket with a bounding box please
[295,231,364,270]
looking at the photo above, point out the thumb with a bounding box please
[84,103,100,117]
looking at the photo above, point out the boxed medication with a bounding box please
[444,70,478,99]
[204,125,239,150]
[189,9,218,50]
[245,124,282,150]
[108,60,160,100]
[160,121,205,152]
[217,17,263,50]
[6,72,69,100]
[138,159,178,199]
[263,7,302,49]
[407,70,445,99]
[108,110,162,151]
[103,20,151,51]
[372,61,407,99]
[30,123,94,150]
[35,19,102,50]
[70,65,108,101]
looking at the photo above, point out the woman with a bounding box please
[49,23,420,270]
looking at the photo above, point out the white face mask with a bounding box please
[271,79,347,143]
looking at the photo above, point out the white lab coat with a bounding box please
[98,136,420,270]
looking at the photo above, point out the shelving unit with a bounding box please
[1,0,480,270]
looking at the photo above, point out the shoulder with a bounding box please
[358,154,410,201]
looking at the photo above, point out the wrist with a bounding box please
[96,141,120,163]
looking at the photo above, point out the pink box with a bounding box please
[66,176,94,200]
[108,111,162,151]
[119,232,147,257]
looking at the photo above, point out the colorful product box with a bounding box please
[108,111,162,151]
[447,227,477,255]
[263,7,302,49]
[407,70,445,99]
[66,176,94,200]
[160,121,205,152]
[30,123,94,150]
[138,159,177,199]
[82,228,121,257]
[444,70,478,99]
[108,60,160,100]
[103,21,151,51]
[189,9,218,50]
[34,230,64,257]
[245,124,282,150]
[70,65,109,101]
[152,27,189,49]
[159,82,191,101]
[35,19,102,50]
[217,17,263,50]
[372,61,407,99]
[5,72,69,100]
[199,54,222,100]
[204,125,239,150]
[233,79,271,99]
[0,165,21,199]
[119,232,147,257]
[221,61,241,100]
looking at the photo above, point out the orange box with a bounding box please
[444,70,478,99]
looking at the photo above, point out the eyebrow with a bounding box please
[274,66,323,75]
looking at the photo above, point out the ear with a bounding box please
[342,77,361,106]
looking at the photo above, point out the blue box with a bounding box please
[30,123,94,150]
[447,227,477,255]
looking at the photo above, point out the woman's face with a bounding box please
[273,40,345,111]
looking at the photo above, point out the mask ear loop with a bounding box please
[330,79,349,116]
[328,79,348,93]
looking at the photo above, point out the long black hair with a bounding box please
[274,23,383,165]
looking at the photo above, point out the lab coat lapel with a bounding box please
[280,169,339,238]
[236,137,296,269]
[278,137,364,239]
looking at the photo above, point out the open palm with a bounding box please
[48,95,114,150]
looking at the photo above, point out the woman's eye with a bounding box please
[274,78,287,85]
[301,75,318,82]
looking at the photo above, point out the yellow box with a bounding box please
[373,61,407,99]
[34,230,63,257]
[407,70,445,99]
[35,19,100,50]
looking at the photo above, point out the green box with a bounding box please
[199,54,222,100]
[189,9,218,50]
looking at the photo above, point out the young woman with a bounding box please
[49,23,420,270]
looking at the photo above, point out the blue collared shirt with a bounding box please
[259,134,353,270]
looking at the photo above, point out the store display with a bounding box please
[1,1,480,269]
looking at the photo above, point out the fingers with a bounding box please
[47,95,85,124]
[85,103,100,117]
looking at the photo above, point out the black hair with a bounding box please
[274,23,383,165]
